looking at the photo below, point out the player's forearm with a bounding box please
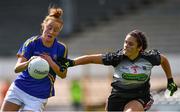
[14,61,30,73]
[160,55,172,79]
[74,54,103,65]
[49,60,67,78]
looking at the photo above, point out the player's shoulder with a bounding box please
[109,49,123,55]
[104,49,124,60]
[26,35,39,42]
[102,49,124,66]
[117,49,124,55]
[141,49,160,56]
[141,49,161,65]
[113,49,124,58]
[24,35,39,46]
[56,40,68,58]
[57,40,67,49]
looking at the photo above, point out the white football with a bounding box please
[28,56,49,79]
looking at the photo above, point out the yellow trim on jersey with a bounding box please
[48,73,55,97]
[24,36,38,47]
[20,36,39,57]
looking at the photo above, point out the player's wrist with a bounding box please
[69,59,75,67]
[167,78,174,84]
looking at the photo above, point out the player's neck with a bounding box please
[41,37,54,48]
[128,52,139,61]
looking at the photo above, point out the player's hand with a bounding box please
[167,78,177,96]
[57,58,75,72]
[40,53,53,63]
[57,57,75,69]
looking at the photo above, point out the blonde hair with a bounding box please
[42,7,63,28]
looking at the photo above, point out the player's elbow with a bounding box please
[57,70,67,79]
[58,73,67,79]
[61,75,67,79]
[14,69,18,73]
[14,67,20,73]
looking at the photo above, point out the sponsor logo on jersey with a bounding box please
[122,73,148,81]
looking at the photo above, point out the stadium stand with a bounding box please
[64,0,180,55]
[0,0,162,56]
[0,0,49,56]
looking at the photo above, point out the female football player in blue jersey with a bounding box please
[59,30,177,111]
[1,7,68,111]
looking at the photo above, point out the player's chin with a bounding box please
[123,51,132,57]
[45,37,53,42]
[123,49,128,55]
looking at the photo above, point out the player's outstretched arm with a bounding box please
[74,54,103,65]
[58,54,103,68]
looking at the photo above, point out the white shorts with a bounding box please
[4,83,48,111]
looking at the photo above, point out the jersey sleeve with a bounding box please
[57,41,68,58]
[63,44,68,58]
[102,50,123,67]
[56,41,68,68]
[142,49,161,66]
[17,38,34,60]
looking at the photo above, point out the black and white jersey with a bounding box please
[102,49,161,93]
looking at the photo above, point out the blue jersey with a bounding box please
[14,36,68,99]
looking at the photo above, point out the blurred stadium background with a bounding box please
[0,0,180,111]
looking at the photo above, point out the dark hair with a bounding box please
[128,30,148,52]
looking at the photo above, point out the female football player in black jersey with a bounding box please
[59,30,177,111]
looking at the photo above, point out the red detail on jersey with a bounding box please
[130,65,140,73]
